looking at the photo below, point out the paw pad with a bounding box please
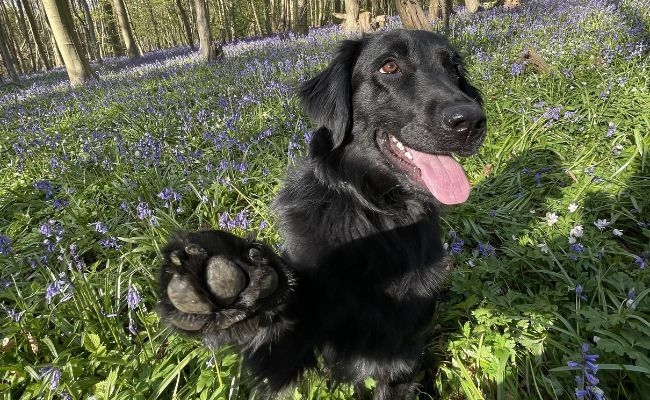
[206,256,247,306]
[167,275,214,314]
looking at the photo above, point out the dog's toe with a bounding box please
[167,274,214,314]
[206,256,248,306]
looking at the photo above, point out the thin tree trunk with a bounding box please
[78,0,101,62]
[0,18,20,82]
[250,0,263,35]
[441,0,450,32]
[101,0,122,56]
[194,0,216,61]
[175,0,195,49]
[262,0,273,34]
[13,0,36,71]
[146,0,162,49]
[295,0,308,35]
[111,0,140,58]
[21,0,52,70]
[42,0,97,86]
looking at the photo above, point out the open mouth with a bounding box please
[377,133,472,205]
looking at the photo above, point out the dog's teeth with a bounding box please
[404,151,413,160]
[396,141,405,151]
[391,136,398,143]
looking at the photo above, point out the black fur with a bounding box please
[157,29,486,400]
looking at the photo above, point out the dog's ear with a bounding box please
[298,39,363,149]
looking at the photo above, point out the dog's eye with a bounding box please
[379,61,399,74]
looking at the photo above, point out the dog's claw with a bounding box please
[206,256,247,306]
[167,274,214,314]
[169,251,183,266]
[185,244,207,257]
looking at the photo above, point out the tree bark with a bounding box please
[295,0,309,35]
[21,0,52,70]
[101,0,123,56]
[194,0,217,61]
[465,0,480,13]
[395,0,431,31]
[342,0,359,33]
[429,0,441,19]
[175,0,195,50]
[42,0,97,86]
[78,0,102,62]
[441,0,451,32]
[111,0,140,58]
[262,0,273,34]
[0,17,20,82]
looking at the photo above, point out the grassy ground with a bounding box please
[1,1,649,399]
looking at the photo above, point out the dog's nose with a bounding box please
[441,104,486,141]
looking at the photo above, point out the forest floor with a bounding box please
[1,1,649,399]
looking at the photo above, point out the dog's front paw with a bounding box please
[157,230,289,334]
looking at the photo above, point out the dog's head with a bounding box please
[299,29,486,205]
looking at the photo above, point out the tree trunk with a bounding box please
[21,0,52,70]
[465,0,480,13]
[429,0,441,19]
[194,0,216,61]
[174,0,195,50]
[342,0,359,33]
[295,0,309,35]
[78,0,101,62]
[394,0,431,31]
[42,0,97,86]
[0,18,20,82]
[146,0,162,49]
[101,0,123,56]
[250,0,263,35]
[13,0,36,72]
[262,0,273,34]
[111,0,140,58]
[441,0,451,32]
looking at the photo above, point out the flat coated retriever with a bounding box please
[157,29,486,400]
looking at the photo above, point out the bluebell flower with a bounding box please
[39,367,62,390]
[127,284,141,310]
[0,235,11,255]
[510,62,525,76]
[136,202,152,220]
[91,221,109,234]
[450,239,464,255]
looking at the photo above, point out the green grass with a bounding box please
[1,1,649,399]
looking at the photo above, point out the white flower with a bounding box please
[594,219,611,230]
[538,243,549,254]
[570,225,584,238]
[613,229,624,237]
[593,336,601,343]
[544,212,559,226]
[569,236,577,244]
[568,203,579,213]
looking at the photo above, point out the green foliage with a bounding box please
[1,1,649,399]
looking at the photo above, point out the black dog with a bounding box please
[157,29,486,400]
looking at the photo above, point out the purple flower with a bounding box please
[574,285,587,301]
[606,122,617,137]
[39,367,62,390]
[634,255,646,269]
[450,239,464,255]
[510,62,525,76]
[127,284,141,310]
[99,237,121,250]
[45,275,72,304]
[34,180,54,199]
[477,242,495,257]
[91,221,109,234]
[0,235,12,255]
[136,202,152,220]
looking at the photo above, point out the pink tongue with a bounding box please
[408,147,471,205]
